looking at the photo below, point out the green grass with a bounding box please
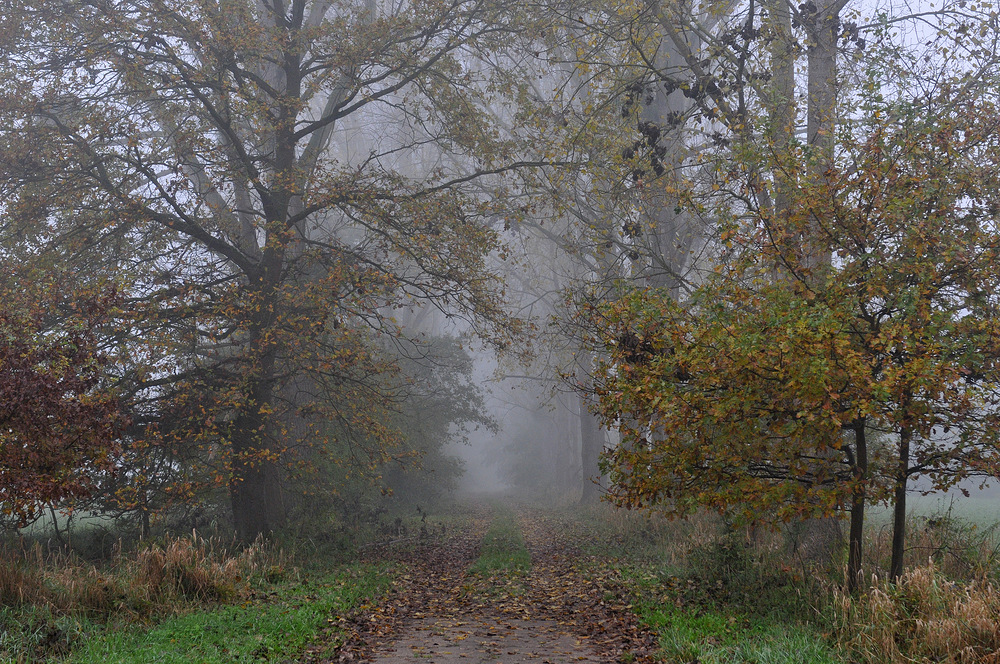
[866,495,1000,532]
[468,511,530,575]
[640,602,841,664]
[569,508,844,664]
[62,563,394,664]
[615,566,842,664]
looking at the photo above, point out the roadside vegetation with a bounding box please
[2,500,1000,663]
[65,563,393,664]
[571,502,1000,664]
[0,518,406,663]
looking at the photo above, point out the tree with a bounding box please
[587,57,1000,590]
[0,267,122,527]
[0,0,552,539]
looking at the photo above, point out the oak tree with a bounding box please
[0,0,549,539]
[588,46,1000,589]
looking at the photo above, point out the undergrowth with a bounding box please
[833,562,1000,664]
[64,563,394,664]
[0,533,282,662]
[580,502,1000,664]
[576,506,841,663]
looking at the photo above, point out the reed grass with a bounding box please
[834,562,1000,664]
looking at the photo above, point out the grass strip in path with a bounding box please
[468,508,530,576]
[64,562,394,664]
[332,505,492,661]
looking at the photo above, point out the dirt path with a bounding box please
[303,505,657,664]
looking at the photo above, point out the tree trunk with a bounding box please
[228,272,288,542]
[229,376,287,540]
[803,0,842,275]
[806,0,841,166]
[890,424,912,581]
[230,444,286,541]
[847,421,868,594]
[579,396,604,504]
[764,0,796,214]
[640,10,698,294]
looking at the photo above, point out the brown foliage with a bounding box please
[0,272,123,526]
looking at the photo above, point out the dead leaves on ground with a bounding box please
[300,504,658,663]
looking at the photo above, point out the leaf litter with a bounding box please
[300,504,658,664]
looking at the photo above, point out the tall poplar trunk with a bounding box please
[806,0,841,162]
[641,6,698,294]
[579,392,603,503]
[803,0,842,275]
[764,0,796,213]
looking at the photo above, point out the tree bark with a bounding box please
[847,421,868,594]
[764,0,796,214]
[228,264,288,541]
[229,369,287,541]
[579,392,604,503]
[890,423,912,581]
[230,447,286,541]
[641,5,699,295]
[806,0,842,166]
[803,0,843,275]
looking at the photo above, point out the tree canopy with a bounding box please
[0,0,555,539]
[587,56,1000,587]
[0,0,998,593]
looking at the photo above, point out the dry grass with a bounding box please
[864,514,1000,581]
[834,562,1000,664]
[581,503,722,567]
[0,532,283,618]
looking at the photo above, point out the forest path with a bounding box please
[306,503,657,664]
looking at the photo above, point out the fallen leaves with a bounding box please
[299,503,659,663]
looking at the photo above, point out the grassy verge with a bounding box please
[618,566,841,664]
[62,562,394,664]
[832,562,1000,664]
[0,531,396,663]
[571,507,843,664]
[576,502,1000,663]
[468,509,530,576]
